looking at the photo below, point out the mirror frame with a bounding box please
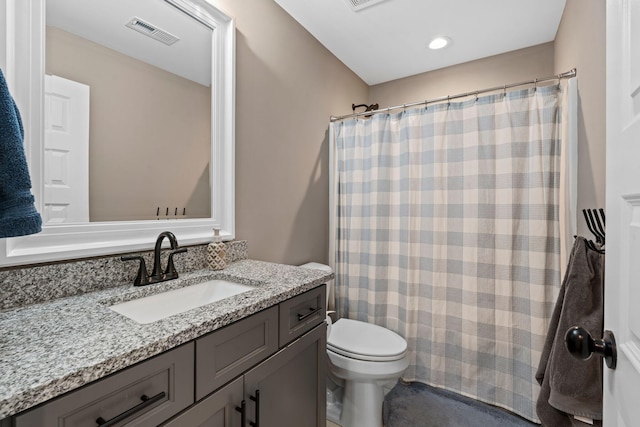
[0,0,235,267]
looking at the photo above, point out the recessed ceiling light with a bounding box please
[428,36,450,50]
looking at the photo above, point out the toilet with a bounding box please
[300,263,409,427]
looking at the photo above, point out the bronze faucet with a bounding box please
[121,231,187,286]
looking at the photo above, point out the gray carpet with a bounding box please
[383,381,538,427]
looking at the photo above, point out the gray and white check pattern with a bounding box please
[331,85,567,422]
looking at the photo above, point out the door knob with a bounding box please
[564,326,617,369]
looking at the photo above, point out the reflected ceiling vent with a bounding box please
[125,17,180,46]
[344,0,388,11]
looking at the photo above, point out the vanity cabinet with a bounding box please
[163,324,326,427]
[8,285,326,427]
[165,286,327,427]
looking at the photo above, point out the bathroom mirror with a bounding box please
[0,0,235,267]
[46,0,213,223]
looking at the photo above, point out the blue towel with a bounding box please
[0,68,42,238]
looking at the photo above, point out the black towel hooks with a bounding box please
[583,208,605,253]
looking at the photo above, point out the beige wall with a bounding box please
[213,0,368,264]
[46,27,211,222]
[554,0,606,237]
[369,43,555,107]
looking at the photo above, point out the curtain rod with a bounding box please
[330,68,577,122]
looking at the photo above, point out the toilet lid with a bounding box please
[327,318,407,362]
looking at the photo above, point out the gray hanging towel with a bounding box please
[0,68,42,238]
[535,236,604,426]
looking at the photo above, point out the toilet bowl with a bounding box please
[299,263,409,427]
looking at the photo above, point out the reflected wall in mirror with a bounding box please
[45,0,212,223]
[0,0,235,267]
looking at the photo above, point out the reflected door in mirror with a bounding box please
[44,75,90,224]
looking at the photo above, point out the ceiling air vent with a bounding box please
[125,17,180,46]
[344,0,388,12]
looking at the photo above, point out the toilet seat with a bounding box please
[327,318,407,362]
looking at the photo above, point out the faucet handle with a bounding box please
[121,255,150,286]
[164,248,188,278]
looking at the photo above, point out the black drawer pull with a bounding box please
[236,399,246,427]
[249,389,260,427]
[96,391,166,426]
[297,306,321,321]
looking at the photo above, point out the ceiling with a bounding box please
[273,0,567,85]
[47,0,212,86]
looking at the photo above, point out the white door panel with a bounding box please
[44,74,90,224]
[605,0,640,424]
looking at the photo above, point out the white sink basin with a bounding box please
[109,280,254,324]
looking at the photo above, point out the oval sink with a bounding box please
[109,280,254,324]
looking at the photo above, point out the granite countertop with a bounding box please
[0,259,332,419]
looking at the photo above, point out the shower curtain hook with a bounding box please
[447,95,451,107]
[534,78,538,92]
[475,91,479,102]
[424,100,428,110]
[503,84,507,97]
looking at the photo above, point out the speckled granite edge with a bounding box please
[0,259,333,419]
[0,240,248,311]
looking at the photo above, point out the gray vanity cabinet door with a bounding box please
[161,377,243,427]
[244,323,326,427]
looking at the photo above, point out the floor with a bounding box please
[327,422,340,427]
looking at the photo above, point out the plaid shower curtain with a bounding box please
[329,80,577,422]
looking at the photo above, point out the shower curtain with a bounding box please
[329,79,577,422]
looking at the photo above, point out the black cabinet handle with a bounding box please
[249,389,260,427]
[236,400,246,427]
[297,307,321,321]
[96,391,166,426]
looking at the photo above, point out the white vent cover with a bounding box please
[125,17,180,46]
[344,0,388,11]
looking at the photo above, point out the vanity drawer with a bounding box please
[15,343,194,427]
[195,306,278,400]
[279,285,326,347]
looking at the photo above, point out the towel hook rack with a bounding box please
[582,208,605,253]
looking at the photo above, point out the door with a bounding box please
[43,74,90,224]
[604,0,640,424]
[161,377,243,427]
[244,324,326,427]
